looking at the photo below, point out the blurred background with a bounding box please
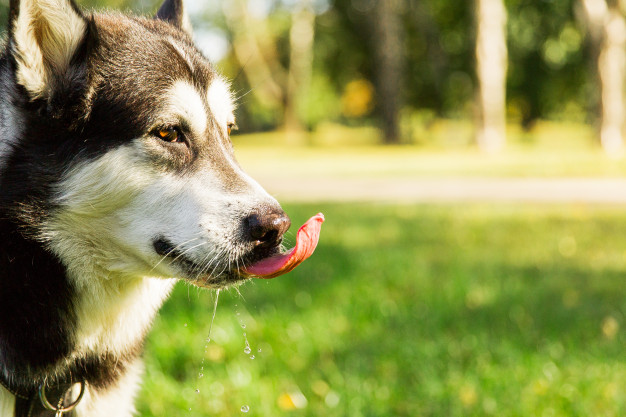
[3,0,626,415]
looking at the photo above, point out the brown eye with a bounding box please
[154,127,183,143]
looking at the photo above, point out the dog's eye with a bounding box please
[153,127,183,143]
[227,123,238,136]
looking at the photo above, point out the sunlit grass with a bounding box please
[138,203,626,417]
[233,121,626,179]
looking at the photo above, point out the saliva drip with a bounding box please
[188,289,220,412]
[235,304,261,362]
[239,315,254,360]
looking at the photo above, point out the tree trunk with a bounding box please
[581,0,626,155]
[221,0,285,115]
[599,10,626,154]
[475,0,508,153]
[285,0,315,133]
[373,0,403,144]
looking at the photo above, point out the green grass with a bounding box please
[138,203,626,417]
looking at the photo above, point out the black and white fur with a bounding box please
[0,0,290,415]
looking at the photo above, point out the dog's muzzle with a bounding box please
[151,207,291,281]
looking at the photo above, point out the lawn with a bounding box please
[138,202,626,417]
[233,121,626,180]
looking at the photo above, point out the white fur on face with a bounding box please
[167,80,208,135]
[13,0,87,98]
[207,77,236,135]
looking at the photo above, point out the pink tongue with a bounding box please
[243,213,325,279]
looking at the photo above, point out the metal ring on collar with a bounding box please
[38,381,85,413]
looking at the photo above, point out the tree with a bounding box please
[581,0,626,155]
[475,0,507,152]
[285,0,316,133]
[220,0,286,126]
[372,0,404,144]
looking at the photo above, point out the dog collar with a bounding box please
[0,376,84,417]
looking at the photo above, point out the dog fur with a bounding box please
[0,0,289,415]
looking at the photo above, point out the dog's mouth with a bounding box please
[153,213,325,287]
[152,237,273,287]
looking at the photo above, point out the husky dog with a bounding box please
[0,0,292,415]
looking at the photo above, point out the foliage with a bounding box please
[213,0,594,133]
[0,0,601,136]
[138,202,626,416]
[506,0,591,128]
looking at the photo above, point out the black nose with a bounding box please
[244,207,291,247]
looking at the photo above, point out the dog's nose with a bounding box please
[244,207,291,247]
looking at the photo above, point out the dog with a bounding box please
[0,0,293,415]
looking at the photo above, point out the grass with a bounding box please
[233,121,626,179]
[137,203,626,417]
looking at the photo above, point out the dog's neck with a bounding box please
[68,265,176,367]
[0,218,174,391]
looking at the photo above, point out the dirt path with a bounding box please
[252,176,626,203]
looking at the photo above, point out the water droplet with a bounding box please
[241,405,250,413]
[198,373,204,378]
[257,348,262,353]
[244,346,251,354]
[236,312,241,316]
[241,324,246,329]
[184,323,188,327]
[250,355,255,360]
[195,389,200,394]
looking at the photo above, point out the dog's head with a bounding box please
[4,0,290,288]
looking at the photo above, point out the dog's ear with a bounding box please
[8,0,88,100]
[155,0,193,36]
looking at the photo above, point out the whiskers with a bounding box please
[193,244,251,287]
[150,236,202,273]
[234,87,255,104]
[149,231,253,287]
[194,246,228,284]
